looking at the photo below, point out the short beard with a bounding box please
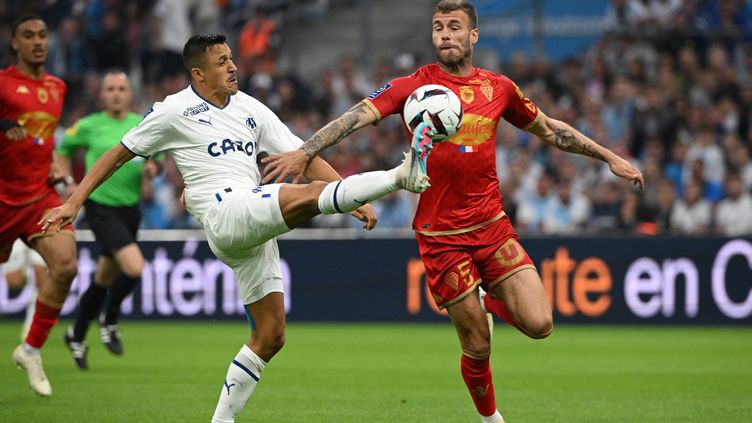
[435,47,472,73]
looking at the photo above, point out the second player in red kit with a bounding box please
[1,13,77,398]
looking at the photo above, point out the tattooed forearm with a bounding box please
[553,128,605,161]
[302,102,369,159]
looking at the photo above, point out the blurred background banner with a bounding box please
[2,233,750,324]
[474,0,610,61]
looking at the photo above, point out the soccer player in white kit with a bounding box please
[40,34,434,422]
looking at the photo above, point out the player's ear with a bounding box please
[470,28,479,45]
[191,67,204,83]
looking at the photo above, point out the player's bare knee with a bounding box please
[270,332,286,354]
[462,330,491,357]
[51,257,78,284]
[525,315,553,340]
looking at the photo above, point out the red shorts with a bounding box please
[415,214,536,309]
[0,190,73,263]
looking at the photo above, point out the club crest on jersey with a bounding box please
[183,102,209,116]
[246,116,256,129]
[207,139,256,157]
[37,88,48,104]
[367,83,391,99]
[459,86,474,104]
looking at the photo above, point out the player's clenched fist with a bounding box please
[38,203,79,233]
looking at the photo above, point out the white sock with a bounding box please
[211,345,267,423]
[480,410,504,423]
[318,168,400,214]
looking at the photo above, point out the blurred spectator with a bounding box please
[90,10,129,71]
[238,8,277,66]
[630,84,676,157]
[330,54,373,116]
[670,179,712,234]
[516,173,555,234]
[653,178,676,233]
[684,126,725,186]
[152,0,192,80]
[541,181,591,235]
[714,172,752,236]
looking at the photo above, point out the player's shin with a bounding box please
[212,345,267,423]
[460,354,503,422]
[102,273,139,325]
[25,299,62,350]
[72,283,108,340]
[317,169,401,214]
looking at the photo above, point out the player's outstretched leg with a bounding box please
[316,122,434,216]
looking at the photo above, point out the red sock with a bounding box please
[460,355,497,417]
[483,295,516,326]
[25,300,61,348]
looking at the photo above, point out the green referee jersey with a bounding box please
[58,111,144,207]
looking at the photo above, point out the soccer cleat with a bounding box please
[100,324,124,355]
[64,328,89,370]
[12,344,52,396]
[398,122,434,193]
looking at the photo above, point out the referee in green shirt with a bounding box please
[57,70,158,370]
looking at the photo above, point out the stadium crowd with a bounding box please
[2,0,751,236]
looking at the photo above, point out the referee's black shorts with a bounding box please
[84,200,141,258]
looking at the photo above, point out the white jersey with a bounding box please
[121,86,303,223]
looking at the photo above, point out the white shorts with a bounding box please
[5,239,45,273]
[203,184,291,305]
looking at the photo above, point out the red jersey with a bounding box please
[363,64,540,235]
[0,65,66,206]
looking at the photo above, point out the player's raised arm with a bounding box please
[39,143,135,232]
[527,111,644,189]
[261,101,378,184]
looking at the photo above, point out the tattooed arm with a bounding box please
[261,102,378,184]
[527,112,644,189]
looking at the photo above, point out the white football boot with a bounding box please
[12,344,52,396]
[398,122,434,193]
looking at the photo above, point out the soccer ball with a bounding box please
[403,84,463,142]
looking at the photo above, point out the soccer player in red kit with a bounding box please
[262,1,644,421]
[1,13,76,397]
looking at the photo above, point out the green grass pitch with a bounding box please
[1,321,750,422]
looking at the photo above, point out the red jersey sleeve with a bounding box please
[500,77,541,130]
[362,76,423,122]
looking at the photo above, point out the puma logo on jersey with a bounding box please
[208,139,256,157]
[198,117,212,126]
